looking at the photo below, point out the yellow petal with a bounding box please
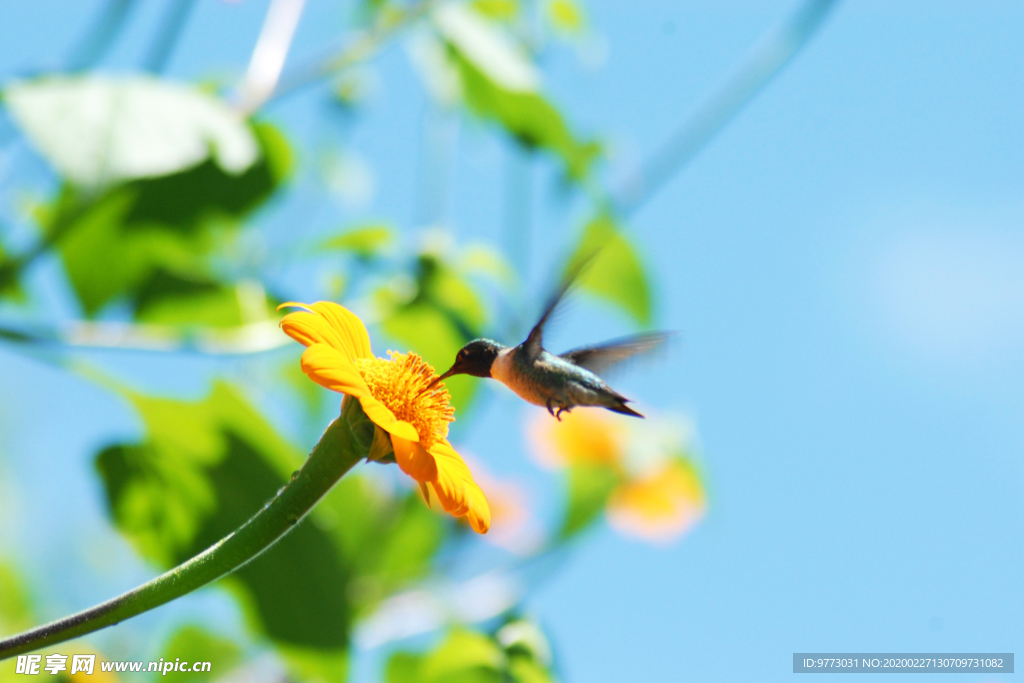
[300,344,417,442]
[392,435,438,484]
[429,441,491,533]
[365,409,419,442]
[299,344,371,397]
[462,482,492,534]
[279,301,373,360]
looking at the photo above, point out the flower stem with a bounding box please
[0,411,368,660]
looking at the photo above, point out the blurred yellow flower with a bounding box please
[279,301,490,533]
[531,410,705,543]
[531,409,625,468]
[607,459,705,542]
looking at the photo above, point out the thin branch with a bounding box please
[144,0,199,74]
[237,0,308,114]
[261,0,441,109]
[66,0,139,71]
[0,405,369,660]
[613,0,842,216]
[0,319,291,356]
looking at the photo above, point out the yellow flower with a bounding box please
[279,301,490,533]
[530,410,705,543]
[607,460,705,543]
[530,409,625,469]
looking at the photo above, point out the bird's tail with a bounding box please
[607,399,644,418]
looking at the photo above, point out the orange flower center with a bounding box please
[354,351,455,447]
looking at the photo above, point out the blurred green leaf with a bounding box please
[4,75,258,187]
[382,302,466,369]
[316,475,446,616]
[508,656,556,683]
[433,4,599,180]
[94,382,352,677]
[279,357,331,435]
[387,625,560,683]
[419,629,506,683]
[0,243,27,303]
[559,462,620,539]
[46,122,290,318]
[0,562,34,634]
[321,224,394,260]
[470,0,519,21]
[450,50,599,180]
[156,626,241,683]
[277,646,349,683]
[385,652,426,683]
[496,619,552,665]
[566,214,652,325]
[363,494,446,588]
[461,245,517,288]
[133,274,275,328]
[434,3,538,91]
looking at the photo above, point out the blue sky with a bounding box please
[1,1,1022,681]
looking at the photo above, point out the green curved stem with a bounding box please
[0,409,369,660]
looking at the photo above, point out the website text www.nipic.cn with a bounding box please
[15,654,212,676]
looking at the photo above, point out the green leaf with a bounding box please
[4,75,259,187]
[559,462,620,539]
[364,495,446,589]
[470,0,519,21]
[0,562,34,634]
[434,5,599,180]
[389,626,560,683]
[434,4,538,91]
[315,476,446,617]
[156,626,242,683]
[277,646,349,683]
[385,651,426,683]
[320,224,394,260]
[454,50,599,180]
[0,241,27,302]
[381,302,466,369]
[94,382,353,671]
[420,629,506,683]
[496,620,552,665]
[133,273,275,328]
[508,656,556,683]
[48,122,290,317]
[566,214,652,325]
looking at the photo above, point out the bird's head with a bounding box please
[434,339,503,383]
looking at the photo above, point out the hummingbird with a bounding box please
[430,264,673,420]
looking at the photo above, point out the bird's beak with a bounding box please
[422,364,460,393]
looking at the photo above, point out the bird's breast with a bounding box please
[491,348,549,406]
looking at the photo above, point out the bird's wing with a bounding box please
[522,253,596,358]
[559,332,675,375]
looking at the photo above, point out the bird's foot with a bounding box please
[555,406,571,421]
[546,400,556,418]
